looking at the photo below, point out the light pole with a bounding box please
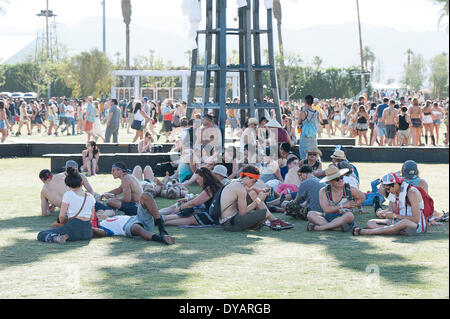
[356,0,366,91]
[102,0,106,54]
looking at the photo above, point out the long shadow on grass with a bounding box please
[258,213,449,287]
[92,230,262,298]
[0,214,90,269]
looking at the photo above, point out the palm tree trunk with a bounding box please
[126,23,130,70]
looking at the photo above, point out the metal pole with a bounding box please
[356,0,366,91]
[102,0,106,54]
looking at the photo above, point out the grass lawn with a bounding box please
[0,158,448,299]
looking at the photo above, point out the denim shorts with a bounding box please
[123,206,154,237]
[120,202,138,216]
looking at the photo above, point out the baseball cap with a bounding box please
[402,160,418,180]
[143,97,149,101]
[63,160,79,170]
[212,165,228,178]
[381,173,403,185]
[313,98,320,103]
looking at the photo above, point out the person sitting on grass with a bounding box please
[95,162,143,216]
[92,191,175,245]
[37,167,96,244]
[219,165,294,231]
[306,166,365,232]
[132,165,189,199]
[160,167,223,227]
[352,173,428,236]
[39,160,96,217]
[82,141,100,177]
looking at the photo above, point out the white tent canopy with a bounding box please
[371,82,407,90]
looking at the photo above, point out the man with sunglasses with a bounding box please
[307,166,365,232]
[352,173,427,236]
[219,165,293,231]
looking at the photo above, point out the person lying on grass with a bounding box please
[306,166,365,232]
[132,165,189,199]
[92,191,175,245]
[353,173,429,236]
[39,160,95,217]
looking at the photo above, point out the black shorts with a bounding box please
[163,120,172,132]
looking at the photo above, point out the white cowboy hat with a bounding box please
[265,119,283,129]
[248,117,259,125]
[320,166,350,183]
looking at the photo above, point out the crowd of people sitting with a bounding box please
[35,91,448,245]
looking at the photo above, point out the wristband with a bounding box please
[255,197,261,204]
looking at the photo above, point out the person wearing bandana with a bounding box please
[218,165,294,231]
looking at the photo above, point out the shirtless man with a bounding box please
[200,114,222,164]
[381,99,399,146]
[219,165,293,231]
[39,161,95,216]
[95,162,143,216]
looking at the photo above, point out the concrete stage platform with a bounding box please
[44,153,180,174]
[0,142,174,158]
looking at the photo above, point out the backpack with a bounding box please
[208,186,226,225]
[325,183,354,203]
[405,184,434,223]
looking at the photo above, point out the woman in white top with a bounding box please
[92,101,106,142]
[132,102,151,143]
[37,167,95,244]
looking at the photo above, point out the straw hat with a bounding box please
[265,119,283,129]
[320,166,349,183]
[307,147,322,157]
[330,149,346,160]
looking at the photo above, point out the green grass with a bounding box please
[0,158,448,298]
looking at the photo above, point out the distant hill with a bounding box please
[5,17,449,83]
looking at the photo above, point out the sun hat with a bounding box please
[265,119,283,129]
[320,166,350,183]
[212,165,228,178]
[248,117,259,125]
[307,147,322,157]
[402,160,418,180]
[63,160,79,170]
[330,149,346,160]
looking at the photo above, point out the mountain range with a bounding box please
[5,16,449,83]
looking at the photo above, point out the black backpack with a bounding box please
[208,186,226,225]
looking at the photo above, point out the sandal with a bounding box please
[352,227,362,236]
[307,222,317,232]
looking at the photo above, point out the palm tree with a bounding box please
[121,0,132,71]
[405,49,414,66]
[0,0,9,15]
[363,46,376,77]
[312,56,323,69]
[433,0,449,31]
[273,0,287,100]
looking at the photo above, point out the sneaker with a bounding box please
[373,196,382,216]
[270,219,294,230]
[45,233,66,244]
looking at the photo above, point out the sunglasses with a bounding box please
[383,184,394,191]
[332,176,344,182]
[308,153,318,156]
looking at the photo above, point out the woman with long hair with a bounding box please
[409,98,423,146]
[283,117,297,147]
[431,101,445,146]
[132,101,151,143]
[37,167,95,244]
[160,167,223,226]
[16,101,31,136]
[356,105,369,145]
[0,100,10,143]
[82,141,100,176]
[422,100,434,145]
